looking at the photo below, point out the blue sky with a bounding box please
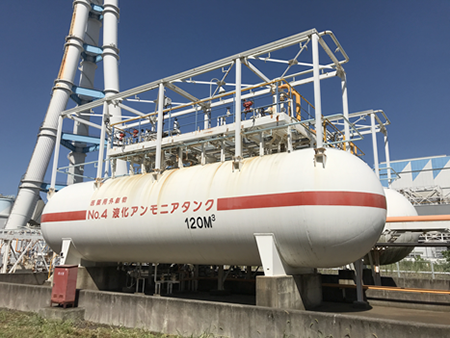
[1,1,449,196]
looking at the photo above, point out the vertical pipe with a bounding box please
[371,113,380,179]
[259,132,264,157]
[287,126,293,153]
[384,131,392,187]
[49,116,64,195]
[178,147,183,168]
[6,0,91,229]
[312,33,323,149]
[274,83,279,113]
[220,140,225,162]
[103,0,126,176]
[204,110,210,130]
[289,97,294,117]
[67,4,102,185]
[201,143,206,165]
[105,132,111,178]
[96,101,108,180]
[234,58,242,160]
[340,73,350,151]
[194,105,198,130]
[155,83,165,172]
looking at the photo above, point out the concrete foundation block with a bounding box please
[256,273,322,310]
[2,282,450,337]
[0,272,47,285]
[38,307,85,322]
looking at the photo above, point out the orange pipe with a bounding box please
[278,84,302,119]
[386,215,450,223]
[322,283,450,295]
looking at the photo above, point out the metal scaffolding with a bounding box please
[48,28,358,187]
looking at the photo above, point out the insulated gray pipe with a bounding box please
[67,1,103,185]
[6,0,91,229]
[103,0,127,176]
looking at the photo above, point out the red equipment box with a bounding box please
[50,265,78,308]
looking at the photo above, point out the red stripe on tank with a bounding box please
[41,210,86,223]
[217,191,386,211]
[41,192,385,222]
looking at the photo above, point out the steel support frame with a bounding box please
[0,230,53,274]
[60,29,349,118]
[53,29,350,181]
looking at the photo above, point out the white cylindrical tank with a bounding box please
[384,188,417,218]
[373,188,419,265]
[41,148,387,268]
[0,196,14,229]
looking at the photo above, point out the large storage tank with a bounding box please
[41,148,387,269]
[0,195,14,229]
[370,188,419,265]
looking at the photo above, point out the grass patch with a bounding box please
[0,308,197,338]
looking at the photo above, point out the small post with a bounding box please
[154,83,165,176]
[287,126,293,153]
[353,259,369,308]
[371,113,380,179]
[340,72,350,151]
[384,130,392,186]
[220,140,225,162]
[49,116,64,197]
[96,101,109,183]
[178,147,183,168]
[233,57,242,170]
[312,33,323,149]
[259,132,264,156]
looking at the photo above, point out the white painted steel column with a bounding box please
[340,73,350,151]
[105,133,111,178]
[204,110,210,130]
[1,241,11,273]
[353,259,366,305]
[201,144,206,165]
[67,5,102,185]
[155,83,165,173]
[96,101,109,180]
[312,33,323,148]
[287,127,293,153]
[103,0,126,176]
[259,132,264,156]
[220,141,225,162]
[384,131,392,187]
[6,0,91,229]
[49,116,64,196]
[234,58,242,161]
[371,113,380,179]
[178,148,183,168]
